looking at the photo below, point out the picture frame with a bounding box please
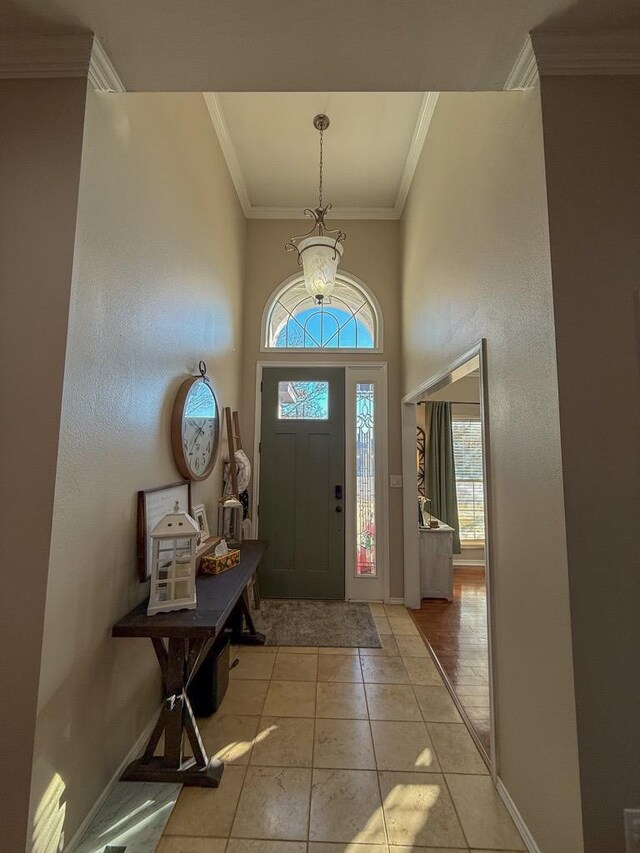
[137,480,192,582]
[192,504,210,542]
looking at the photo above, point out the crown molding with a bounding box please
[531,30,640,77]
[203,92,252,216]
[205,91,439,221]
[504,36,539,89]
[393,91,440,216]
[0,33,94,79]
[245,206,400,220]
[88,37,125,92]
[0,33,125,91]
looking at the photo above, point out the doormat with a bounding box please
[253,599,382,648]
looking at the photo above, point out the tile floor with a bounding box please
[158,603,525,853]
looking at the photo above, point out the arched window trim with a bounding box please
[261,269,384,353]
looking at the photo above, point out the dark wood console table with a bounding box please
[112,540,267,787]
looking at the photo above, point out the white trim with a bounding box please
[261,346,383,355]
[496,777,542,853]
[401,340,498,777]
[88,37,125,93]
[65,706,163,852]
[402,343,482,404]
[531,30,640,77]
[246,206,400,220]
[393,92,439,215]
[401,400,420,608]
[261,268,384,354]
[204,92,438,220]
[0,33,93,79]
[0,34,125,91]
[504,36,539,90]
[387,597,405,605]
[203,93,253,216]
[252,361,263,540]
[253,361,392,602]
[344,365,390,603]
[254,359,388,368]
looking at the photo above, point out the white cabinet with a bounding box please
[418,519,454,600]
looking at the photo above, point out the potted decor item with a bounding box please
[147,501,199,615]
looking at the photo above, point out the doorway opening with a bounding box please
[254,362,389,603]
[401,341,495,769]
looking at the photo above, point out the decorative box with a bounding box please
[201,548,240,575]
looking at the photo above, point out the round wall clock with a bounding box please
[171,362,221,481]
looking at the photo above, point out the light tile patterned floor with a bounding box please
[159,604,525,853]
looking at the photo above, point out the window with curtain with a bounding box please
[451,418,485,542]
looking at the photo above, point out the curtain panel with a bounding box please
[425,401,461,553]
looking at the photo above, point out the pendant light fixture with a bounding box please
[285,114,346,304]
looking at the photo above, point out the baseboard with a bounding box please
[386,597,405,605]
[453,559,485,567]
[65,705,162,852]
[495,777,541,853]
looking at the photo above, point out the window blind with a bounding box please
[452,419,485,541]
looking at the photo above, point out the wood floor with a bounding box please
[411,567,490,754]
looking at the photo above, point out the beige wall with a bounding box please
[0,77,88,853]
[401,90,583,851]
[240,219,404,597]
[539,74,640,853]
[28,90,246,850]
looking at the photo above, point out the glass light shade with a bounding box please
[298,236,344,302]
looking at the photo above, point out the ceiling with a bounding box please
[206,92,437,219]
[2,0,625,92]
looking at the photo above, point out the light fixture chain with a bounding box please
[318,123,324,210]
[285,112,346,305]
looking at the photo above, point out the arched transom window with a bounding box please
[264,273,381,351]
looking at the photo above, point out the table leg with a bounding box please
[229,588,266,646]
[120,637,224,787]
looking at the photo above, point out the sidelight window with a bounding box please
[355,382,376,575]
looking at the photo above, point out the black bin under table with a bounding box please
[188,634,230,717]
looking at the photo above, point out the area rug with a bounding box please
[253,599,382,648]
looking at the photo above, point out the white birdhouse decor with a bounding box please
[218,495,243,547]
[147,501,199,616]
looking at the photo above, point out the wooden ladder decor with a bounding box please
[223,407,259,606]
[223,407,244,498]
[223,406,238,497]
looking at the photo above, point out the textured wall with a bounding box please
[0,76,88,853]
[240,219,405,598]
[401,90,583,852]
[540,74,640,853]
[29,91,246,849]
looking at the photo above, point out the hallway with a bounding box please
[159,605,524,851]
[412,569,490,754]
[7,13,640,852]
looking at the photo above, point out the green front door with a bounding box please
[258,367,345,599]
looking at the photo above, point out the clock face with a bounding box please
[181,379,219,479]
